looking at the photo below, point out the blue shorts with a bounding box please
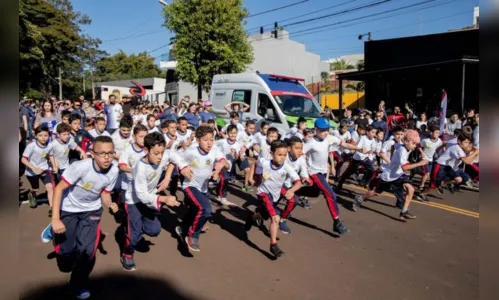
[257,192,281,219]
[238,158,250,170]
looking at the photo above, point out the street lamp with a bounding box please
[158,0,168,6]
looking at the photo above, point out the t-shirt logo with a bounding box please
[191,160,199,167]
[41,151,47,158]
[205,159,212,165]
[148,172,157,181]
[82,182,93,191]
[128,158,135,166]
[64,147,69,154]
[263,171,271,180]
[124,141,130,148]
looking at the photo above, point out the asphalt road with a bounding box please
[19,177,478,300]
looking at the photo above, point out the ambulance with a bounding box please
[210,73,337,134]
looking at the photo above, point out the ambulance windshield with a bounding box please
[273,95,323,118]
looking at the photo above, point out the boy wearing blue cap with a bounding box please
[303,118,361,235]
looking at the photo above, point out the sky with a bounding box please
[72,0,479,64]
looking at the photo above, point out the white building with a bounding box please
[160,29,329,104]
[473,6,479,27]
[95,77,166,103]
[325,54,365,72]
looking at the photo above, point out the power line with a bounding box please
[147,43,170,54]
[102,29,167,43]
[245,0,357,32]
[281,0,391,28]
[247,0,310,18]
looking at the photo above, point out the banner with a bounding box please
[440,89,448,138]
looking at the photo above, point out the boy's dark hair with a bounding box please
[147,114,156,121]
[454,128,463,136]
[429,126,440,133]
[161,120,176,129]
[95,117,105,123]
[61,110,72,119]
[85,119,94,126]
[461,125,473,137]
[286,136,303,147]
[297,117,307,126]
[207,119,216,124]
[391,125,404,134]
[465,117,477,129]
[407,120,417,130]
[260,121,269,128]
[267,127,279,135]
[270,140,288,152]
[357,124,367,131]
[420,124,427,132]
[177,116,187,123]
[34,124,50,135]
[229,112,239,119]
[56,122,71,134]
[187,125,195,131]
[339,121,349,129]
[133,124,148,135]
[366,125,376,132]
[303,128,314,135]
[120,114,133,128]
[94,135,113,147]
[245,119,255,126]
[457,133,472,143]
[69,113,81,124]
[144,132,166,150]
[195,125,215,139]
[227,124,238,133]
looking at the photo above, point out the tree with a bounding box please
[329,59,355,71]
[94,51,165,82]
[163,0,254,98]
[356,60,365,71]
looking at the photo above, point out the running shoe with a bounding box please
[399,210,417,220]
[185,236,200,252]
[446,183,456,195]
[72,288,91,300]
[300,197,311,209]
[270,244,285,258]
[41,223,53,243]
[120,255,136,271]
[436,187,445,194]
[175,226,184,239]
[465,180,473,188]
[28,192,37,208]
[352,195,363,212]
[218,197,237,207]
[241,185,253,193]
[333,220,350,235]
[279,220,291,234]
[414,192,429,202]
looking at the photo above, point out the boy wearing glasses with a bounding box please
[50,136,120,300]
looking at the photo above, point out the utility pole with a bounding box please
[90,52,95,100]
[83,72,85,92]
[58,67,63,101]
[419,14,422,35]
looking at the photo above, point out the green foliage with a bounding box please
[357,60,365,71]
[19,0,105,99]
[95,51,165,82]
[329,59,355,71]
[346,81,365,92]
[163,0,254,97]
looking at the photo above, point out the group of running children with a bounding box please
[21,110,479,299]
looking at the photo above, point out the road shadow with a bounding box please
[158,206,193,258]
[211,208,276,261]
[20,272,205,300]
[288,217,339,238]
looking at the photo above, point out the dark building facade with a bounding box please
[338,29,478,117]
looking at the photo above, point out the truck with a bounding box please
[209,73,337,135]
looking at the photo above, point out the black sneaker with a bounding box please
[120,255,137,271]
[48,207,52,218]
[279,220,291,234]
[244,212,254,231]
[270,244,285,258]
[28,192,37,208]
[447,183,456,194]
[333,220,350,235]
[352,195,363,212]
[436,187,445,194]
[175,226,184,239]
[414,192,429,202]
[400,211,417,220]
[185,236,200,252]
[301,198,311,209]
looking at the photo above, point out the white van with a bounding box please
[209,73,336,135]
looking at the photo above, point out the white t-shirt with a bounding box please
[216,138,243,169]
[380,145,410,182]
[176,129,193,144]
[436,144,466,171]
[22,141,54,176]
[51,138,77,170]
[284,154,308,188]
[421,138,443,162]
[105,104,123,129]
[118,144,145,191]
[147,126,160,134]
[88,128,111,139]
[237,131,255,149]
[351,131,361,144]
[257,157,299,202]
[60,159,119,212]
[372,139,383,161]
[181,146,226,193]
[284,125,298,139]
[335,130,352,154]
[379,139,402,171]
[353,136,377,161]
[253,132,266,146]
[111,130,133,161]
[254,139,273,175]
[304,135,342,175]
[473,126,479,148]
[164,133,182,152]
[126,151,185,210]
